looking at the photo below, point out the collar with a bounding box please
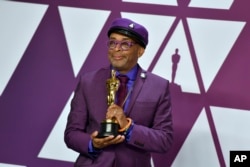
[114,64,138,81]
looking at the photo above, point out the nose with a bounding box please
[114,43,122,51]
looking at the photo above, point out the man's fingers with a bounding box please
[91,131,98,139]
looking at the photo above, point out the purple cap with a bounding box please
[107,18,148,48]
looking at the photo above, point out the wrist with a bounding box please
[118,118,132,132]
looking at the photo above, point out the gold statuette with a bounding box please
[106,69,120,106]
[97,69,120,138]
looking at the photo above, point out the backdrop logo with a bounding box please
[0,1,249,167]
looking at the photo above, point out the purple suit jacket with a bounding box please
[64,65,173,167]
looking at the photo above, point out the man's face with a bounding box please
[108,33,144,74]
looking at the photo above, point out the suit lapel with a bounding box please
[126,67,146,116]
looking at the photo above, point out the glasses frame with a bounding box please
[107,40,136,51]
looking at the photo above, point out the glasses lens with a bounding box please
[108,40,116,49]
[120,41,130,50]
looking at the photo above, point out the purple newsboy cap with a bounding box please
[107,18,148,48]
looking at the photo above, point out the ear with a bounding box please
[137,47,145,58]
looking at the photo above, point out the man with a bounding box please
[64,18,173,167]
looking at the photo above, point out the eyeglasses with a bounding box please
[107,40,136,51]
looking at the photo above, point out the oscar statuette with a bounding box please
[97,69,120,138]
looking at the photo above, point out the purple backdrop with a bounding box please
[0,0,250,167]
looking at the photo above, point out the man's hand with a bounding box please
[106,104,128,129]
[91,131,125,149]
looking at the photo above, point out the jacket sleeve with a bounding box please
[64,76,92,156]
